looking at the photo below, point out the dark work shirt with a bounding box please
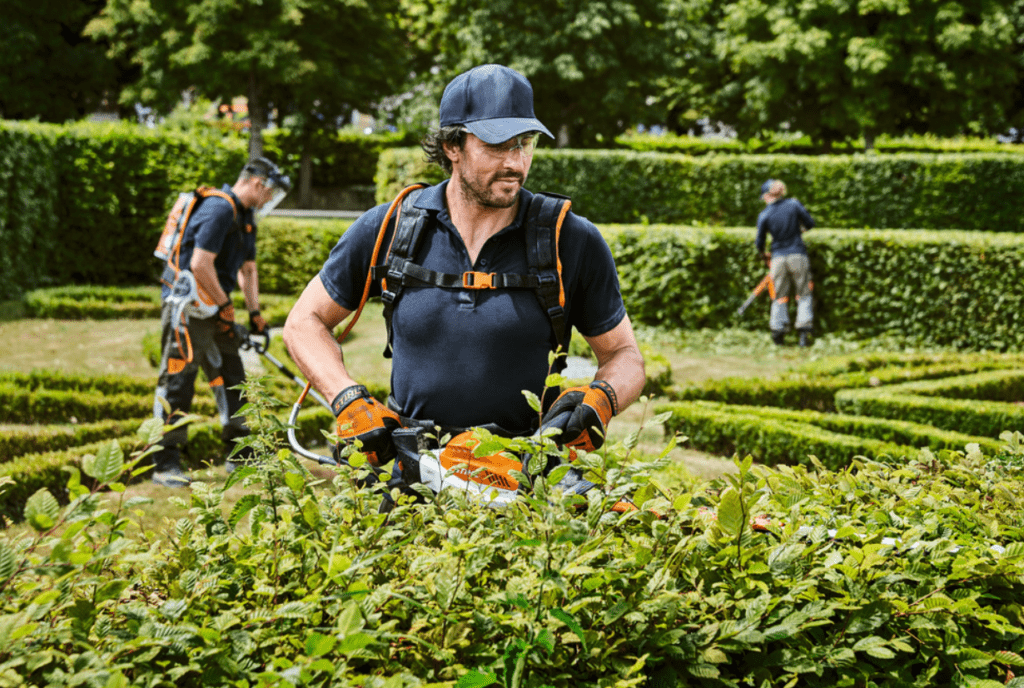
[318,181,627,432]
[161,184,256,300]
[755,197,815,256]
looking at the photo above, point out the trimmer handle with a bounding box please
[240,330,270,354]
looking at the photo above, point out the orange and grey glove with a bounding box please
[331,384,401,466]
[540,380,618,452]
[216,301,246,341]
[248,309,268,335]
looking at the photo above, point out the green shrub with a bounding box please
[257,217,353,296]
[5,403,1024,686]
[615,132,1022,156]
[659,399,1004,464]
[24,285,161,319]
[604,225,1024,350]
[379,147,1024,229]
[0,419,142,463]
[0,120,247,297]
[835,387,1024,438]
[659,400,912,468]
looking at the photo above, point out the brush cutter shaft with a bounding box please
[241,334,332,412]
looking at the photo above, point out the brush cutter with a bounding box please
[736,273,776,316]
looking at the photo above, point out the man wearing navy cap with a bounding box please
[284,64,645,465]
[755,179,816,347]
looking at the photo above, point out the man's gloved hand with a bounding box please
[540,380,618,452]
[216,302,239,339]
[332,384,401,466]
[248,309,268,336]
[762,251,772,268]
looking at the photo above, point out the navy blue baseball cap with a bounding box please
[439,64,554,143]
[760,179,775,196]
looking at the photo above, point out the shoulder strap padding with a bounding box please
[378,186,431,359]
[525,192,572,359]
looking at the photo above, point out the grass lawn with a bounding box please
[0,301,932,537]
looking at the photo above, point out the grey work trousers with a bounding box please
[769,253,813,332]
[151,301,250,470]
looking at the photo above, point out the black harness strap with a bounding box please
[374,187,572,366]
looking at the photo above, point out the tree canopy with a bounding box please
[86,0,410,159]
[393,0,671,148]
[0,0,124,122]
[661,0,1021,146]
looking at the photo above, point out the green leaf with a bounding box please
[716,487,743,536]
[456,670,499,688]
[283,471,305,493]
[24,489,60,532]
[522,389,542,413]
[305,632,336,657]
[603,599,631,625]
[0,544,16,582]
[551,608,589,652]
[137,417,164,445]
[228,494,260,530]
[95,580,129,604]
[87,441,124,484]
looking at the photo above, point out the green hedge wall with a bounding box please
[603,226,1024,350]
[616,132,1024,156]
[0,121,248,299]
[377,147,1024,229]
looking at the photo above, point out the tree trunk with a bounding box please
[864,131,876,152]
[300,150,313,208]
[247,68,267,160]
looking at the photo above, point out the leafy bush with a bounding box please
[616,132,1023,156]
[835,387,1024,439]
[658,399,1004,467]
[379,147,1024,229]
[0,120,247,298]
[24,285,161,319]
[604,225,1024,350]
[5,391,1024,687]
[0,419,142,463]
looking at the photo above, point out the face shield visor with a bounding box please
[255,169,291,219]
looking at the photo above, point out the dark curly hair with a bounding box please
[420,125,466,174]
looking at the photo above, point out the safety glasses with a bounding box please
[464,129,540,158]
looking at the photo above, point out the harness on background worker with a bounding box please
[153,158,290,362]
[282,184,631,514]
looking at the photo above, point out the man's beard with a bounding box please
[458,170,525,208]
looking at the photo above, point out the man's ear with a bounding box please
[442,140,461,165]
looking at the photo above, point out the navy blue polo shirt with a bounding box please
[755,197,815,256]
[161,185,257,300]
[318,181,627,432]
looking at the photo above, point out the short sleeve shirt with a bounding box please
[161,184,257,300]
[318,181,627,433]
[755,197,815,257]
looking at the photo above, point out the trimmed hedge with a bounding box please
[661,399,1004,459]
[658,400,912,469]
[0,121,247,299]
[616,132,1023,156]
[671,356,1024,411]
[0,419,143,463]
[24,285,161,319]
[263,129,410,189]
[0,407,336,522]
[835,387,1024,438]
[378,147,1024,229]
[604,225,1024,350]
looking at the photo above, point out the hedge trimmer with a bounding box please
[736,273,776,316]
